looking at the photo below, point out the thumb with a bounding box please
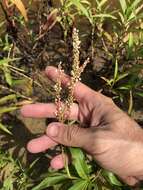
[46,122,93,149]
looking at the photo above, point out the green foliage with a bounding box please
[68,179,89,190]
[0,0,143,189]
[118,0,143,26]
[0,149,36,190]
[69,148,90,180]
[0,34,19,86]
[32,148,123,190]
[0,122,12,135]
[101,59,129,88]
[32,173,69,190]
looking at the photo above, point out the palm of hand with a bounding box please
[82,96,143,185]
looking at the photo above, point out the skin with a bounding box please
[21,66,143,186]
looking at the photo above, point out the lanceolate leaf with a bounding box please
[68,180,89,190]
[136,92,143,98]
[118,0,127,14]
[10,0,28,22]
[108,172,122,186]
[0,94,16,105]
[113,59,118,83]
[32,174,68,190]
[0,106,18,114]
[103,171,122,186]
[126,0,142,21]
[128,32,134,49]
[93,14,116,19]
[70,148,89,179]
[71,0,90,20]
[3,65,13,86]
[98,0,108,9]
[0,123,12,135]
[116,73,128,82]
[130,0,142,10]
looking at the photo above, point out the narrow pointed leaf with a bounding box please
[98,0,108,9]
[128,32,134,48]
[116,73,128,82]
[118,0,127,13]
[71,0,90,21]
[130,0,142,10]
[70,148,89,179]
[3,66,13,86]
[93,14,116,19]
[68,180,89,190]
[0,123,12,135]
[103,171,122,186]
[0,94,16,105]
[136,92,143,97]
[32,174,68,190]
[113,59,118,82]
[0,107,18,114]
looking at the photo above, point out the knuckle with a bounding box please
[64,126,80,145]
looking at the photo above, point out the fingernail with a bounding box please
[47,124,59,137]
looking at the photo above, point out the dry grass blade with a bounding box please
[10,0,28,22]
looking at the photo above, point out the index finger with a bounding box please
[45,66,99,102]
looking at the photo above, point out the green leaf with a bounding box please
[3,177,14,190]
[108,172,122,186]
[127,32,134,58]
[68,180,89,190]
[128,32,134,49]
[103,171,122,186]
[113,59,118,83]
[0,107,18,114]
[118,12,125,24]
[71,0,91,21]
[129,12,143,23]
[98,0,108,9]
[88,182,99,190]
[117,85,131,90]
[0,123,12,135]
[126,0,143,21]
[0,58,18,65]
[116,73,128,82]
[130,0,142,10]
[136,92,143,98]
[81,0,91,6]
[32,174,68,190]
[118,0,127,13]
[101,77,113,86]
[0,94,16,105]
[70,148,89,179]
[133,3,143,15]
[3,66,13,86]
[128,90,133,115]
[93,14,116,19]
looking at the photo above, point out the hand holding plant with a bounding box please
[21,65,143,186]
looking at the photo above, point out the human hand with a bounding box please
[21,66,143,186]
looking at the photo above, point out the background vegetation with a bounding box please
[0,0,143,189]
